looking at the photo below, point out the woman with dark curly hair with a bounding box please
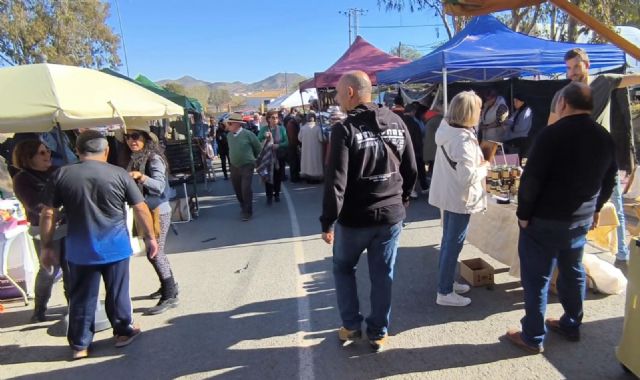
[12,139,68,322]
[122,126,178,315]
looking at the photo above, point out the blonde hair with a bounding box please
[446,91,482,127]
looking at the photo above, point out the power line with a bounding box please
[339,8,367,45]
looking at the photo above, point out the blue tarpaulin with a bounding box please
[377,15,626,84]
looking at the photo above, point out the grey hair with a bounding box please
[76,130,108,155]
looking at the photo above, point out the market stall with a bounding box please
[376,15,625,112]
[101,69,205,217]
[299,35,410,110]
[467,198,620,278]
[0,63,183,300]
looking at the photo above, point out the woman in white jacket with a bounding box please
[428,91,489,307]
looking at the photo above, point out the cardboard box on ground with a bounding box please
[460,258,495,287]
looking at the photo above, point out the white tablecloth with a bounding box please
[1,224,38,297]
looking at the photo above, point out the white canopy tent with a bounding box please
[267,89,317,110]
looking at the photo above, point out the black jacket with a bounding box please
[320,104,417,232]
[517,113,617,224]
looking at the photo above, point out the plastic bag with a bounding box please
[583,254,627,295]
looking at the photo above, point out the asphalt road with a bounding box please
[0,168,633,380]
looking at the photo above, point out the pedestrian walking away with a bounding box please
[320,70,417,353]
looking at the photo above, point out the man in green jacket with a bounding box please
[225,114,262,221]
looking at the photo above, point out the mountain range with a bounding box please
[158,72,307,94]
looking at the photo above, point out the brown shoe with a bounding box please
[72,349,89,360]
[369,334,388,353]
[338,326,362,342]
[114,324,142,348]
[545,318,580,342]
[505,329,544,354]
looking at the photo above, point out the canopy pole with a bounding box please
[184,113,199,217]
[54,122,70,164]
[300,90,306,113]
[443,68,448,115]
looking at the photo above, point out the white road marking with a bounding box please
[282,185,315,380]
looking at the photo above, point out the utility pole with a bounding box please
[398,41,402,58]
[339,8,367,46]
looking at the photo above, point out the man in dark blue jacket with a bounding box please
[506,82,617,354]
[320,70,417,352]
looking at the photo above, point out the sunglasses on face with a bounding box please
[124,132,143,141]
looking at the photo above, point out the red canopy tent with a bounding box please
[299,36,410,90]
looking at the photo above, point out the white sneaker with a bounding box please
[453,281,470,294]
[436,292,471,307]
[410,191,418,199]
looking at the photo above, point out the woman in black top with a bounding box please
[12,139,68,322]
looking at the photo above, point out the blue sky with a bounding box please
[106,0,445,84]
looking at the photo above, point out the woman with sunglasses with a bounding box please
[122,127,178,315]
[12,140,68,322]
[258,110,289,204]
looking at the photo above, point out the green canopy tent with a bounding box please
[101,68,203,217]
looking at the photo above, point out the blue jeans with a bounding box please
[438,211,471,294]
[518,218,590,348]
[611,174,629,261]
[332,221,403,340]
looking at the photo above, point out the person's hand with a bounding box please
[322,231,334,244]
[145,236,159,259]
[265,131,272,140]
[129,171,144,181]
[518,219,529,228]
[40,246,59,273]
[481,160,491,168]
[591,212,600,230]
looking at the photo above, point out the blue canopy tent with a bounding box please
[377,15,626,111]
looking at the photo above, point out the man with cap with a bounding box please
[39,130,158,359]
[225,113,262,221]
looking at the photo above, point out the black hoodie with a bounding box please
[320,103,417,232]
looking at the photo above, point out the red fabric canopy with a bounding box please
[300,36,410,90]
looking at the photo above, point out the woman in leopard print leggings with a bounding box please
[123,127,179,315]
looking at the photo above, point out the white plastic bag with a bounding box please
[583,254,627,295]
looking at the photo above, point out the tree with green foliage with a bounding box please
[378,0,640,43]
[208,88,232,112]
[389,44,423,60]
[185,85,210,112]
[0,0,120,67]
[163,82,187,95]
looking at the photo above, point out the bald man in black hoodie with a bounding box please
[320,71,417,353]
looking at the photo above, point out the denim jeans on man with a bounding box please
[611,174,630,261]
[518,218,590,348]
[332,221,402,340]
[438,210,471,294]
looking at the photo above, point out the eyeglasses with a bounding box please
[124,132,142,141]
[268,116,278,120]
